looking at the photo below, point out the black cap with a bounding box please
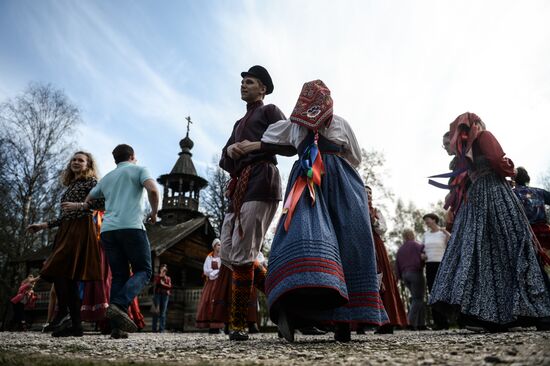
[241,65,274,95]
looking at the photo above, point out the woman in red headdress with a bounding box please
[239,80,388,342]
[429,112,550,332]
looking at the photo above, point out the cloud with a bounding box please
[13,1,234,178]
[2,0,549,215]
[214,0,550,208]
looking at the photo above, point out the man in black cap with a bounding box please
[219,65,295,341]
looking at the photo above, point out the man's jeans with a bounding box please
[152,293,170,332]
[101,229,152,309]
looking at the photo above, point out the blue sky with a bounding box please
[1,0,550,214]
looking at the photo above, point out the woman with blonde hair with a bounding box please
[28,151,104,337]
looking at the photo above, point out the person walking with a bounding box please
[430,112,550,332]
[218,65,290,341]
[86,144,159,339]
[28,151,104,337]
[395,229,427,330]
[422,213,450,330]
[367,186,408,334]
[240,80,389,342]
[152,264,172,333]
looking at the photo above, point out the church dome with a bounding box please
[180,135,194,151]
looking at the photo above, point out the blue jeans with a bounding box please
[152,293,170,332]
[101,229,152,309]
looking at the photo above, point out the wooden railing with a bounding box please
[138,286,202,309]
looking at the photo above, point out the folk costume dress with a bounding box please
[196,253,224,330]
[79,212,146,331]
[263,80,388,331]
[429,112,550,328]
[41,178,104,282]
[369,207,408,329]
[209,258,262,329]
[218,92,293,334]
[80,212,109,324]
[41,177,104,333]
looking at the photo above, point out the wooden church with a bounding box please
[145,117,216,330]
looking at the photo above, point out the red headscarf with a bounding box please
[448,112,484,161]
[290,80,333,131]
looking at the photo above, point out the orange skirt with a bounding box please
[374,232,408,327]
[196,278,224,329]
[41,216,102,281]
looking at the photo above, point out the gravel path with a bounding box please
[1,329,549,365]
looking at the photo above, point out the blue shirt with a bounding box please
[89,162,153,232]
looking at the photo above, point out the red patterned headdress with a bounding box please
[290,80,333,130]
[448,112,484,160]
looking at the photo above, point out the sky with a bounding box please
[1,0,550,216]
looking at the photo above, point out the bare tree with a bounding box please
[201,155,231,236]
[0,83,80,311]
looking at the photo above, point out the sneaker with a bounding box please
[52,325,83,337]
[106,304,137,333]
[228,330,249,341]
[111,328,129,339]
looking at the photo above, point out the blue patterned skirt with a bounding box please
[265,154,388,326]
[430,172,550,325]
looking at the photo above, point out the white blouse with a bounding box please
[203,255,221,280]
[422,230,448,262]
[261,115,362,168]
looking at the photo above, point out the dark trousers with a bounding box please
[12,303,25,325]
[53,277,80,327]
[402,271,426,328]
[101,229,152,309]
[426,262,449,329]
